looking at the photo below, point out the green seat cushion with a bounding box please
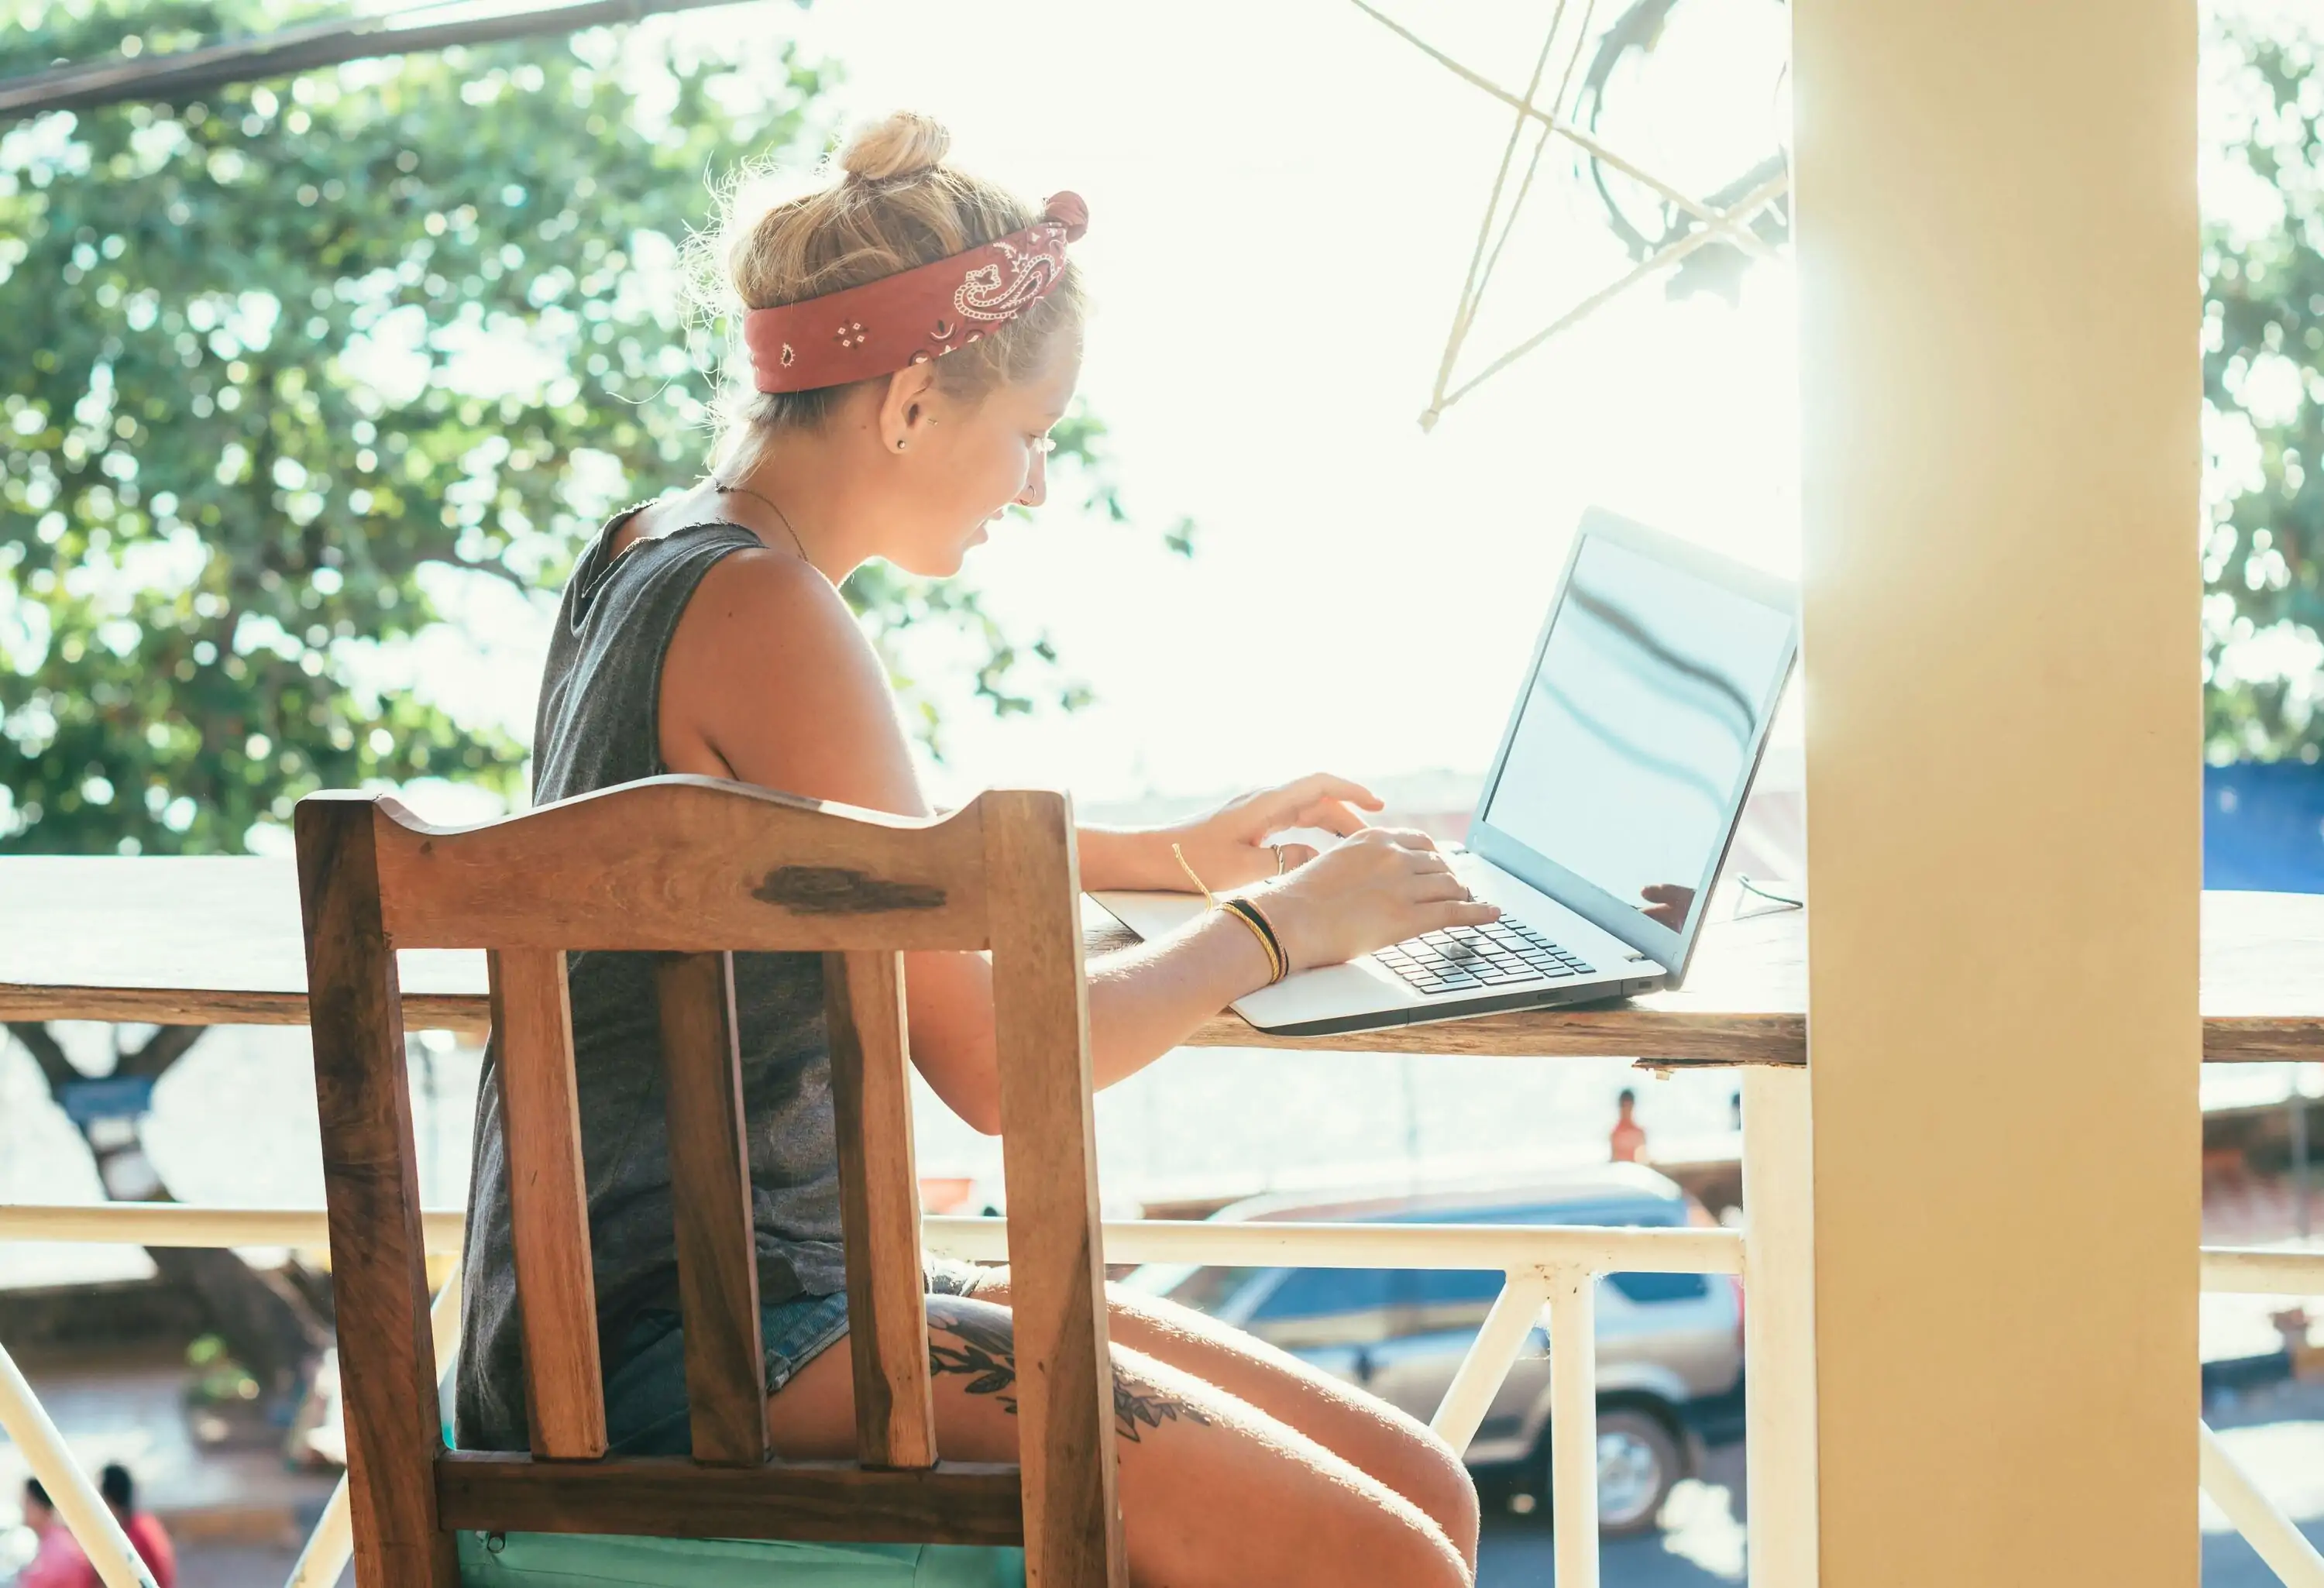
[455,1529,1026,1588]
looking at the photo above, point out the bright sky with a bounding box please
[408,0,1806,820]
[775,0,1804,808]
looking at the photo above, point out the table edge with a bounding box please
[4,984,2302,1064]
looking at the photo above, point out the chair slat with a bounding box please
[374,777,988,953]
[489,947,607,1459]
[981,791,1126,1585]
[652,950,768,1465]
[435,1451,1023,1545]
[295,795,459,1587]
[825,949,937,1469]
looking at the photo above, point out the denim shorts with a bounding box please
[603,1258,988,1456]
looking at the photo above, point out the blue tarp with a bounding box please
[2205,762,2324,892]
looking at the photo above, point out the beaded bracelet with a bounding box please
[1171,844,1290,986]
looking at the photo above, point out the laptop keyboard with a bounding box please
[1373,919,1596,996]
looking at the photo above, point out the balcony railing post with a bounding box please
[2199,1420,2324,1588]
[0,1336,156,1588]
[1428,1269,1555,1455]
[1742,1064,1820,1587]
[1545,1263,1600,1588]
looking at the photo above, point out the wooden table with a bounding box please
[3,856,2322,1064]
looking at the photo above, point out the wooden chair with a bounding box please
[295,775,1126,1586]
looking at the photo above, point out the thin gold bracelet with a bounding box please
[1171,843,1219,909]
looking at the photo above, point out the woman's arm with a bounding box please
[658,552,1490,1133]
[1075,774,1386,893]
[892,906,1277,1133]
[881,825,1490,1133]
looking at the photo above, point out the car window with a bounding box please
[1161,1266,1269,1317]
[1394,1264,1710,1311]
[1403,1267,1507,1309]
[1391,1198,1708,1306]
[1249,1267,1396,1321]
[1416,1198,1683,1229]
[1607,1270,1711,1304]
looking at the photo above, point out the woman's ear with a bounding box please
[878,363,943,453]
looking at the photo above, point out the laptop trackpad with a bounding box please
[1092,889,1205,944]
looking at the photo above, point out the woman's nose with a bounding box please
[1016,452,1047,508]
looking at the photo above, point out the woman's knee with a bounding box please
[1327,1403,1477,1566]
[1365,1513,1475,1588]
[1276,1477,1471,1588]
[1405,1431,1480,1565]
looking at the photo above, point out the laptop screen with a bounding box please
[1480,531,1795,940]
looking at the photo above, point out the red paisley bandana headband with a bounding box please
[741,191,1088,394]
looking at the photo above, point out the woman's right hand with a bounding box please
[1253,827,1501,973]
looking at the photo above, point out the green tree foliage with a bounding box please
[2205,15,2324,760]
[0,0,1163,858]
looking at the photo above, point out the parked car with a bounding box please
[1119,1164,1744,1534]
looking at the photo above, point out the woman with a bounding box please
[456,111,1501,1587]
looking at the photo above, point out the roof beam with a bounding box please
[0,0,748,122]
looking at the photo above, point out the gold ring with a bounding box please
[1273,844,1287,877]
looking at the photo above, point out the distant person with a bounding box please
[17,1479,95,1588]
[1611,1088,1648,1163]
[99,1464,176,1588]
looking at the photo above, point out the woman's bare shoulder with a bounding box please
[669,546,880,693]
[689,541,850,621]
[660,546,916,803]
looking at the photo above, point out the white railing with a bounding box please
[0,1318,154,1588]
[3,1201,2321,1588]
[2199,1249,2324,1587]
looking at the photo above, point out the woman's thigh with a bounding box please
[767,1296,1470,1588]
[956,1267,1479,1566]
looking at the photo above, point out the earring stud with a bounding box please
[896,438,907,451]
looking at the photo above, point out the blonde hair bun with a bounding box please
[839,112,951,184]
[693,112,1083,472]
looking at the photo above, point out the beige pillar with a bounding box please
[1794,0,2202,1583]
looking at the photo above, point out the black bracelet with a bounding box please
[1224,896,1289,985]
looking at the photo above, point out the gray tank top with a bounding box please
[453,514,846,1452]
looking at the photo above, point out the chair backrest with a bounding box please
[295,776,1125,1588]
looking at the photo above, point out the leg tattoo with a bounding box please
[928,1309,1020,1412]
[927,1306,1214,1444]
[1109,1374,1214,1444]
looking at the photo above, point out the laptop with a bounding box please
[1094,509,1800,1036]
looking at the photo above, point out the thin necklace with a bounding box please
[711,480,810,562]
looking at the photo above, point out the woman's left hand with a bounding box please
[1158,772,1384,891]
